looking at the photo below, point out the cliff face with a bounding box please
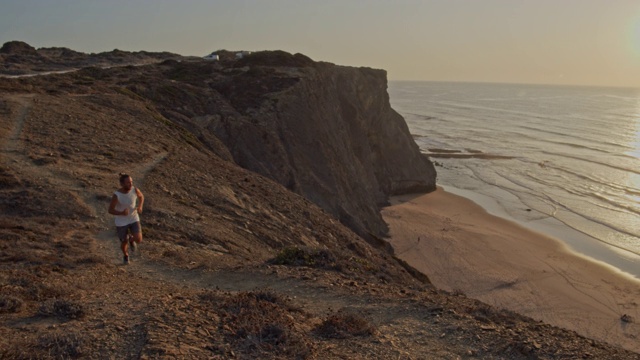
[141,54,437,238]
[237,63,436,237]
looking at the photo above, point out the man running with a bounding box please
[108,173,144,264]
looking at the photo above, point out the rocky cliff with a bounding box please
[127,53,437,238]
[233,60,436,238]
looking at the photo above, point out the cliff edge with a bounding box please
[131,52,437,238]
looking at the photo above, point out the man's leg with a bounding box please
[130,222,143,244]
[120,240,128,256]
[128,232,135,251]
[117,226,130,264]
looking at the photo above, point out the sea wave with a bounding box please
[540,151,640,176]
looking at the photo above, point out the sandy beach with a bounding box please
[382,187,640,353]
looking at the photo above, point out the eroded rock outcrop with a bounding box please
[140,53,437,238]
[226,61,436,237]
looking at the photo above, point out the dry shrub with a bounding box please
[26,282,69,301]
[270,247,380,277]
[315,310,376,339]
[2,332,85,360]
[198,289,220,303]
[162,249,187,262]
[0,295,23,313]
[38,299,84,319]
[468,302,518,325]
[74,255,107,265]
[37,332,85,359]
[270,246,336,269]
[27,285,61,301]
[218,290,313,359]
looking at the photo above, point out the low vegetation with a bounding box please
[214,290,313,359]
[315,310,376,339]
[270,246,337,269]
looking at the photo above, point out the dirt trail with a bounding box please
[3,94,34,151]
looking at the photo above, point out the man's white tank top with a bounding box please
[114,187,140,227]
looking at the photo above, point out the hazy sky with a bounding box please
[2,0,640,87]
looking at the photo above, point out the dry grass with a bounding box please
[0,295,23,313]
[315,310,376,339]
[215,290,314,359]
[36,332,86,359]
[2,331,86,360]
[38,298,85,319]
[270,246,337,268]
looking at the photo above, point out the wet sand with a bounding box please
[382,187,640,353]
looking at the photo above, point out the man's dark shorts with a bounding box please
[116,222,141,242]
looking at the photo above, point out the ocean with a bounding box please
[388,81,640,278]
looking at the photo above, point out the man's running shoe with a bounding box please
[123,255,129,265]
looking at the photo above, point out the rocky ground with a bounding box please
[1,43,639,359]
[0,41,183,76]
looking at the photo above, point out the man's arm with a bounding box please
[136,188,144,214]
[108,194,128,216]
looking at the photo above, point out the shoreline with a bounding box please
[382,187,640,353]
[442,185,640,279]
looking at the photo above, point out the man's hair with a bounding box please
[119,173,131,184]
